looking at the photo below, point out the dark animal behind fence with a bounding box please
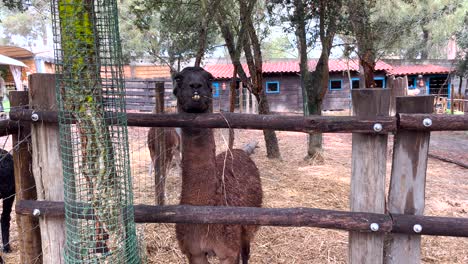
[147,126,181,205]
[173,66,263,264]
[0,149,15,254]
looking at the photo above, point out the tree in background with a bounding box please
[345,0,376,88]
[217,0,281,159]
[268,0,341,160]
[455,14,468,110]
[129,0,220,72]
[0,0,50,49]
[344,0,468,87]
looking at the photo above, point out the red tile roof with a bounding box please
[204,59,393,79]
[116,61,453,80]
[388,64,453,76]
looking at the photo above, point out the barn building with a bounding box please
[204,59,454,113]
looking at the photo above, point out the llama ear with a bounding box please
[206,72,214,82]
[174,73,183,84]
[173,73,183,96]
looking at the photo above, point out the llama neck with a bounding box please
[180,127,218,205]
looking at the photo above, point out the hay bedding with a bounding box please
[1,129,467,263]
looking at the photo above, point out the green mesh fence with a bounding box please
[51,0,141,262]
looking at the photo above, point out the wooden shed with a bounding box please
[205,59,393,113]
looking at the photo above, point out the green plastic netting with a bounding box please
[51,0,141,262]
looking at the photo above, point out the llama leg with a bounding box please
[188,254,209,264]
[218,255,240,264]
[1,196,14,253]
[240,241,250,264]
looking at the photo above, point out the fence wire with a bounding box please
[51,0,141,262]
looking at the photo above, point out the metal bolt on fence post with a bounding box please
[31,113,39,122]
[422,118,432,127]
[413,224,422,233]
[373,123,383,132]
[32,209,41,217]
[370,223,379,232]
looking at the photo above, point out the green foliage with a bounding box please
[262,35,296,59]
[1,0,27,11]
[0,0,50,47]
[126,0,219,68]
[370,0,468,59]
[455,13,468,77]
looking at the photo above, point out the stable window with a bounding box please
[266,81,280,94]
[408,77,416,89]
[351,78,360,89]
[329,80,342,90]
[374,77,386,88]
[213,82,220,98]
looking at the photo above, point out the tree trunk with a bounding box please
[420,27,430,60]
[458,76,463,96]
[194,0,221,67]
[348,0,376,88]
[240,0,281,159]
[257,92,281,158]
[294,0,309,114]
[300,0,338,159]
[228,67,237,150]
[465,83,468,113]
[361,50,376,88]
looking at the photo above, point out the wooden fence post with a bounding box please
[389,76,408,116]
[29,74,65,263]
[10,91,43,264]
[384,95,433,263]
[154,81,166,205]
[349,88,390,264]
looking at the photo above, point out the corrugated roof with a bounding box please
[0,46,34,59]
[389,64,453,76]
[205,59,393,79]
[125,65,172,79]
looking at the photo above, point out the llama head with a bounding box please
[173,67,214,113]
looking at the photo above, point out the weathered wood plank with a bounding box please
[389,76,408,115]
[154,82,166,205]
[385,95,433,264]
[399,113,467,131]
[10,91,43,264]
[0,119,19,137]
[29,74,65,264]
[349,88,390,264]
[10,109,397,133]
[16,200,468,237]
[16,201,392,232]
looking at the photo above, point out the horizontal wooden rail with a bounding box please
[399,114,468,131]
[0,119,20,137]
[10,109,396,133]
[9,109,467,132]
[16,200,468,237]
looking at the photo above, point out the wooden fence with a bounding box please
[125,78,174,112]
[3,73,468,263]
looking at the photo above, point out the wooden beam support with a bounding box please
[154,81,166,205]
[29,73,65,264]
[385,95,433,264]
[10,91,43,264]
[16,201,468,237]
[10,109,397,133]
[349,88,390,264]
[0,119,20,137]
[399,113,467,131]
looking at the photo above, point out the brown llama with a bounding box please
[173,66,262,264]
[147,127,181,205]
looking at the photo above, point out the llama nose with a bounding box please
[190,82,203,90]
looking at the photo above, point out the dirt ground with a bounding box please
[133,128,468,264]
[1,127,467,263]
